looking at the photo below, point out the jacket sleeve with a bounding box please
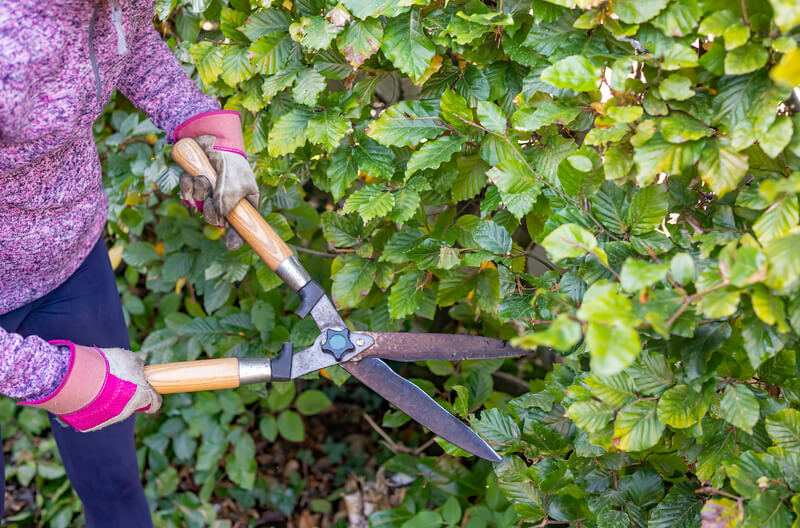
[0,328,70,400]
[117,23,219,139]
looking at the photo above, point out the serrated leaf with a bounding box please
[327,146,359,201]
[647,483,702,528]
[753,197,799,244]
[354,138,395,180]
[292,68,326,106]
[473,408,520,445]
[268,106,312,156]
[381,10,435,83]
[453,155,489,202]
[307,109,350,150]
[487,159,543,220]
[405,135,467,179]
[614,400,664,451]
[389,270,426,319]
[542,223,598,261]
[511,102,581,132]
[290,16,339,51]
[657,385,708,428]
[332,257,376,307]
[724,43,768,75]
[541,55,600,92]
[190,42,223,85]
[720,383,759,433]
[765,408,800,450]
[343,184,396,221]
[568,400,613,433]
[366,101,447,147]
[295,390,332,416]
[221,46,254,87]
[698,139,749,197]
[476,102,507,134]
[472,221,512,254]
[248,32,292,75]
[339,17,383,67]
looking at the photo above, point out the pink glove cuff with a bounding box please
[20,341,106,415]
[19,341,139,432]
[173,110,246,158]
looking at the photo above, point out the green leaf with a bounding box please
[295,390,332,416]
[698,139,749,197]
[388,188,422,226]
[290,16,339,51]
[634,134,703,185]
[190,42,223,85]
[660,113,712,143]
[239,9,292,41]
[719,383,759,434]
[724,43,769,75]
[331,257,376,307]
[542,223,598,261]
[307,109,350,150]
[268,106,312,156]
[659,74,695,101]
[648,483,702,528]
[514,314,582,352]
[473,408,520,445]
[620,258,669,293]
[407,239,460,270]
[366,101,447,147]
[765,409,800,450]
[757,115,793,159]
[627,351,674,396]
[511,102,581,132]
[292,68,326,106]
[343,184,395,221]
[765,233,800,295]
[221,46,254,87]
[381,10,436,83]
[611,0,669,23]
[440,89,473,132]
[327,147,359,201]
[401,511,442,528]
[339,17,383,67]
[453,155,489,202]
[657,385,708,428]
[248,32,292,75]
[614,400,664,451]
[487,159,543,220]
[472,221,512,254]
[670,253,696,285]
[277,410,305,442]
[476,102,507,134]
[354,138,395,180]
[541,56,601,92]
[587,321,641,377]
[770,0,800,32]
[568,400,613,433]
[405,135,468,179]
[753,197,799,244]
[388,270,426,319]
[225,430,256,489]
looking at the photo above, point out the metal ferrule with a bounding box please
[237,357,272,385]
[275,256,312,292]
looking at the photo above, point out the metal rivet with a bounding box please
[356,338,365,346]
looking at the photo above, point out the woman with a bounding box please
[0,1,257,525]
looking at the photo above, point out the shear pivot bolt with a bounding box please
[356,338,365,346]
[321,328,355,360]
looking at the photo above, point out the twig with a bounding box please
[666,281,730,327]
[741,0,750,26]
[289,244,338,258]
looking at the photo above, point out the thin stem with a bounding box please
[289,244,338,258]
[666,281,730,327]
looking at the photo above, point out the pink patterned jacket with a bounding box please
[0,0,218,399]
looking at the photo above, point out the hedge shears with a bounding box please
[143,138,524,462]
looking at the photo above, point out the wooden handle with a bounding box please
[172,138,294,271]
[144,358,240,394]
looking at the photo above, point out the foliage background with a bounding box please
[5,0,800,526]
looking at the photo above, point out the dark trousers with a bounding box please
[0,237,152,527]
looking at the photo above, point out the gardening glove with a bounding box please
[174,110,259,251]
[19,340,161,432]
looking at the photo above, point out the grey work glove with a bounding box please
[179,134,260,250]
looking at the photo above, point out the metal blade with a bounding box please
[342,357,501,463]
[356,332,525,362]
